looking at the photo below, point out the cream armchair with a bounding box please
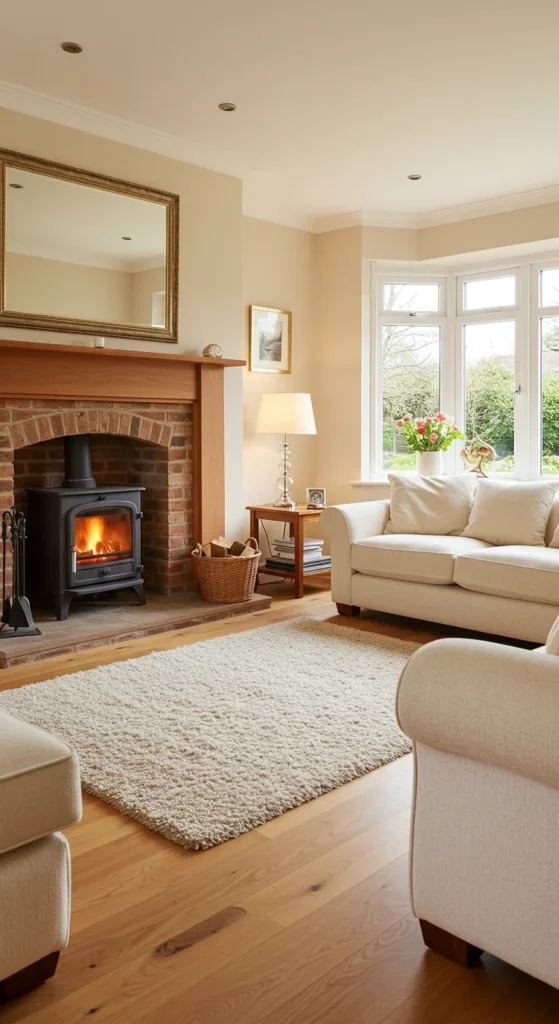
[0,710,81,1002]
[397,638,559,988]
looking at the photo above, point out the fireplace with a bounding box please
[26,435,144,620]
[0,339,245,618]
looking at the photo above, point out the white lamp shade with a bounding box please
[256,393,317,435]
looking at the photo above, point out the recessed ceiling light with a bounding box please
[407,174,422,181]
[9,183,23,189]
[218,102,236,112]
[122,236,132,241]
[61,41,83,54]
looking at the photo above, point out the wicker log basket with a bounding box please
[192,537,260,603]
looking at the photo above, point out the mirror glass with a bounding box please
[4,167,169,330]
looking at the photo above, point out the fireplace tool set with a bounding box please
[1,508,41,638]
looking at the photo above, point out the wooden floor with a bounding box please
[2,582,558,1024]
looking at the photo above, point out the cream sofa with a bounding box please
[397,637,559,988]
[0,710,81,1003]
[321,496,559,643]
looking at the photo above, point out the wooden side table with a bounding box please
[247,504,328,599]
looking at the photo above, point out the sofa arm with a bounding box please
[397,638,559,790]
[321,500,390,605]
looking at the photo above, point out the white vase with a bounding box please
[416,451,443,476]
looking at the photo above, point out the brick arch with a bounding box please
[9,408,173,451]
[2,399,193,596]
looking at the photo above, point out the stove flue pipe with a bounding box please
[62,435,96,489]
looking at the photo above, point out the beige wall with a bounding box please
[313,228,364,505]
[242,217,318,551]
[361,225,419,261]
[419,202,559,261]
[0,105,244,535]
[131,266,166,326]
[5,252,133,322]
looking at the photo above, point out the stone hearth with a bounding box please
[0,591,272,669]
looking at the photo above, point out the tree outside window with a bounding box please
[382,286,440,471]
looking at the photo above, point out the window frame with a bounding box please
[455,266,524,478]
[367,257,559,482]
[378,275,447,317]
[457,268,519,316]
[373,273,449,478]
[530,260,559,477]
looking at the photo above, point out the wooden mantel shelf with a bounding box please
[0,338,245,368]
[0,338,244,403]
[0,338,243,543]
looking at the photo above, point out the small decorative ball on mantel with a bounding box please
[202,343,223,358]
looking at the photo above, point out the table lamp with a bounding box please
[256,393,317,508]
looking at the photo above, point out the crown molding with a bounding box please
[312,184,559,235]
[0,79,244,180]
[311,210,421,233]
[413,184,559,228]
[310,211,365,233]
[3,80,559,236]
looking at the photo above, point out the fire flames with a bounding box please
[74,512,132,566]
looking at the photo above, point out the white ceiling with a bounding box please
[5,167,167,271]
[2,0,559,231]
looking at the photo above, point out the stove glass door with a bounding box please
[73,507,133,567]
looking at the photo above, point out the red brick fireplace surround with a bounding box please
[0,339,244,595]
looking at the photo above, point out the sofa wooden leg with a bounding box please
[0,951,60,1003]
[420,920,483,968]
[336,603,361,617]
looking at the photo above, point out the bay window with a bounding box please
[463,321,516,471]
[371,259,559,480]
[378,279,445,472]
[458,269,520,475]
[382,324,440,470]
[537,267,559,474]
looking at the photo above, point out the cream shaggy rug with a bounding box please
[0,619,417,849]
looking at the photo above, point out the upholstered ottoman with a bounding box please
[0,710,81,1002]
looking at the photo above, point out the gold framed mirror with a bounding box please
[0,149,179,342]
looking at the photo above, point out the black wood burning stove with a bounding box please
[26,435,145,620]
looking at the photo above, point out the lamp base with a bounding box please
[273,496,296,509]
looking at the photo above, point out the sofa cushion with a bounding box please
[385,472,478,536]
[454,546,559,605]
[0,711,81,856]
[462,479,559,546]
[351,534,491,585]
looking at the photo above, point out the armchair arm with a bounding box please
[397,638,559,790]
[321,500,390,604]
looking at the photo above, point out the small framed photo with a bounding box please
[306,487,326,510]
[249,305,292,374]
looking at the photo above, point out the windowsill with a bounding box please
[350,478,391,486]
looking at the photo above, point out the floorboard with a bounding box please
[2,580,558,1024]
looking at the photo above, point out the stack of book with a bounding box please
[265,537,331,574]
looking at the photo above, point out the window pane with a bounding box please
[464,321,515,472]
[382,325,440,471]
[541,317,559,473]
[540,269,559,308]
[463,275,516,311]
[382,282,439,313]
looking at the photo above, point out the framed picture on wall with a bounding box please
[249,305,292,374]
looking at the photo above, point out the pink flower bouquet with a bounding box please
[395,412,464,453]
